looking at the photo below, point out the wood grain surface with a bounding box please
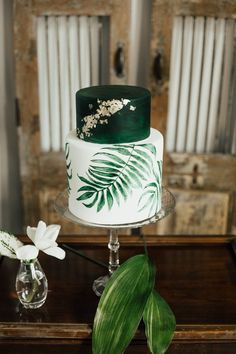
[0,238,236,353]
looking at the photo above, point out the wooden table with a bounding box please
[0,235,236,353]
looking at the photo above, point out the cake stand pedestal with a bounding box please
[54,187,175,296]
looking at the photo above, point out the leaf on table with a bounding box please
[92,254,155,354]
[143,290,176,354]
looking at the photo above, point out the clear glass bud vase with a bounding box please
[15,258,48,309]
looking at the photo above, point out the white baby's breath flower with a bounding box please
[26,220,65,260]
[0,231,23,259]
[98,106,109,116]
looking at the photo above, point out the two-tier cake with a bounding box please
[65,85,163,225]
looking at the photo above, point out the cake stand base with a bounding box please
[92,275,110,296]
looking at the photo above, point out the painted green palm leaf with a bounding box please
[138,182,160,217]
[138,160,162,216]
[65,143,72,193]
[92,254,156,354]
[77,144,157,212]
[154,160,163,185]
[143,290,176,354]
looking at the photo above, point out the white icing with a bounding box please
[66,128,163,225]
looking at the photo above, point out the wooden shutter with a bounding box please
[14,0,131,234]
[145,0,236,236]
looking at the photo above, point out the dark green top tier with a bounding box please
[76,85,151,144]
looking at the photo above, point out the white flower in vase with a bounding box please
[16,220,66,261]
[1,221,65,309]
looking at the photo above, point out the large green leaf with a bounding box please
[143,290,176,354]
[92,254,155,354]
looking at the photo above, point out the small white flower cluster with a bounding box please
[0,221,65,261]
[97,99,123,116]
[79,98,132,139]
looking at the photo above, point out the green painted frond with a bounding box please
[65,142,70,159]
[104,146,134,156]
[88,168,114,184]
[154,160,163,183]
[106,189,114,210]
[91,159,123,169]
[66,161,71,170]
[133,153,153,174]
[133,146,154,162]
[78,176,101,188]
[115,180,128,201]
[67,170,72,180]
[124,169,143,188]
[126,163,147,180]
[97,191,105,212]
[90,165,120,174]
[77,144,158,212]
[93,152,126,165]
[65,143,72,193]
[77,191,95,201]
[111,184,120,205]
[138,182,160,216]
[140,143,157,155]
[128,158,151,178]
[88,168,117,179]
[82,193,99,208]
[78,186,98,192]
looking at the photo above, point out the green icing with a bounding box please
[77,144,162,214]
[76,85,150,144]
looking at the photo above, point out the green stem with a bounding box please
[140,233,148,256]
[25,278,39,303]
[24,260,41,303]
[62,244,108,269]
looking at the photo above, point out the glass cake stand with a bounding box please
[54,187,175,296]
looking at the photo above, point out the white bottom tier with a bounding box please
[65,128,163,225]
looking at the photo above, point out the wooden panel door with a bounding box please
[14,0,132,234]
[145,0,236,236]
